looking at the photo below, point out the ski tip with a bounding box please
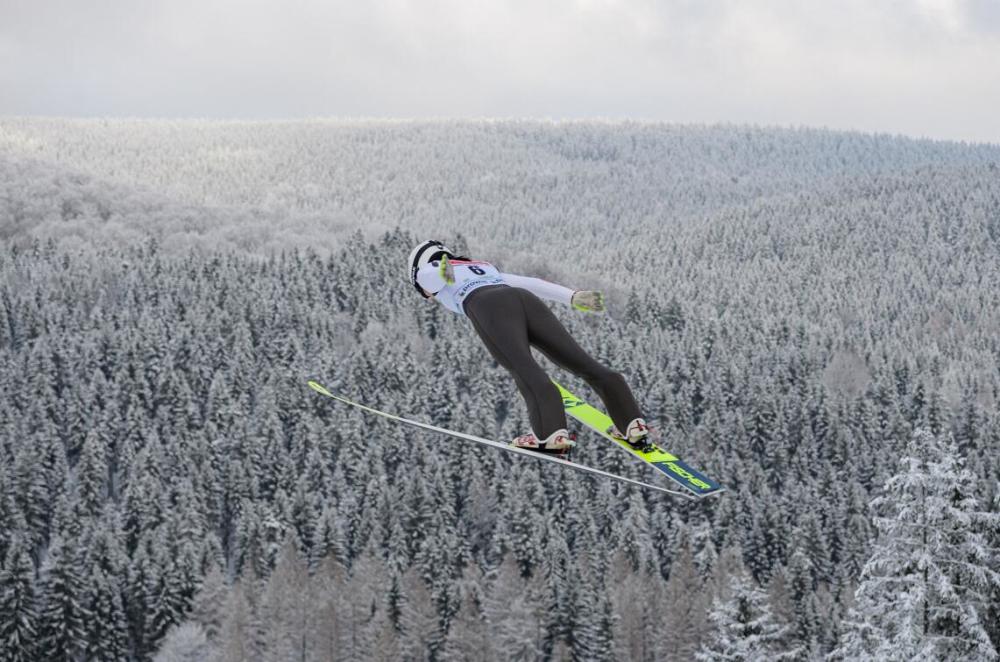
[307,380,334,397]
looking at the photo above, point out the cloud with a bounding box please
[1,0,998,141]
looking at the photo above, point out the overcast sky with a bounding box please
[1,0,998,142]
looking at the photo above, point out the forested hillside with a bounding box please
[1,119,998,661]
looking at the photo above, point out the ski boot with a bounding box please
[607,418,658,453]
[511,428,577,458]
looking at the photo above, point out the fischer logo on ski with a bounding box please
[652,461,716,494]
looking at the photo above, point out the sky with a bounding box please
[1,0,999,143]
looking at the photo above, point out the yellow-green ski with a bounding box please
[554,381,724,498]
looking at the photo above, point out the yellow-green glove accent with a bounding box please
[572,290,605,313]
[438,254,455,285]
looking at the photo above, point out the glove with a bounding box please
[437,254,455,285]
[571,290,605,313]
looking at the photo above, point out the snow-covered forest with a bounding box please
[1,118,999,661]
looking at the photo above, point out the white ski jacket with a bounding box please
[414,259,574,315]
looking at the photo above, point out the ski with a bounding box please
[553,380,724,499]
[307,380,697,500]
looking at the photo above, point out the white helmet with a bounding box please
[408,240,453,297]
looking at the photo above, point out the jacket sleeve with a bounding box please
[499,272,575,306]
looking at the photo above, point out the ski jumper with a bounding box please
[415,259,643,440]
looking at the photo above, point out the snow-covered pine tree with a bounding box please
[785,546,823,653]
[340,548,387,658]
[303,554,345,658]
[0,464,21,564]
[151,622,213,662]
[82,569,129,662]
[765,566,802,656]
[146,556,191,655]
[440,563,493,662]
[608,547,662,662]
[213,579,257,662]
[258,539,314,662]
[989,486,1000,653]
[187,560,226,641]
[615,488,652,572]
[36,536,89,661]
[831,429,1000,661]
[398,566,438,659]
[502,468,547,578]
[11,435,51,554]
[482,554,545,662]
[697,564,800,661]
[535,519,571,654]
[579,564,617,662]
[0,539,38,662]
[661,533,710,661]
[76,426,109,518]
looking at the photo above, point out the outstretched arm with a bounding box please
[499,272,604,312]
[499,272,573,304]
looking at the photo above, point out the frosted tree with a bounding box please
[76,427,109,518]
[568,556,616,662]
[660,534,710,661]
[0,540,38,662]
[536,523,571,648]
[0,464,20,563]
[765,567,798,651]
[308,555,352,660]
[502,469,548,578]
[82,569,128,662]
[696,568,800,662]
[482,554,545,661]
[615,488,652,571]
[213,579,259,662]
[785,546,823,652]
[398,567,438,659]
[152,622,214,662]
[337,548,387,658]
[187,561,227,640]
[36,536,89,661]
[831,429,1000,661]
[440,564,494,662]
[257,540,315,662]
[609,548,663,662]
[146,558,192,654]
[11,437,52,554]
